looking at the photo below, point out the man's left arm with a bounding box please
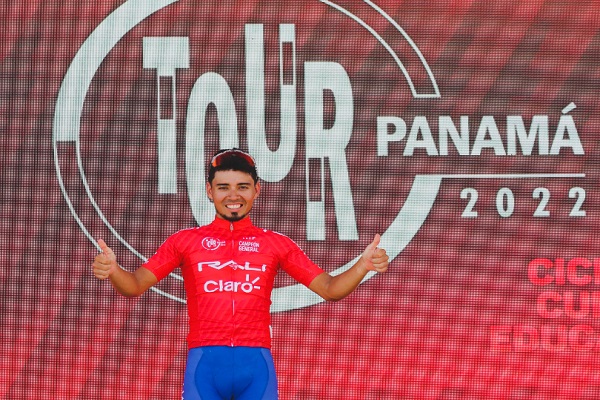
[308,234,389,302]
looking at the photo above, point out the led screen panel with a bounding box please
[2,1,600,398]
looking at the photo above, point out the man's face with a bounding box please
[206,170,260,222]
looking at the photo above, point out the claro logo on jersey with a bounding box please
[199,261,265,294]
[204,275,262,294]
[52,0,588,311]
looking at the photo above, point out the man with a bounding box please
[92,148,389,399]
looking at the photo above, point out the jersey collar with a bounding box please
[211,216,253,231]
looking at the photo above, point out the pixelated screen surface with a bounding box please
[2,0,600,398]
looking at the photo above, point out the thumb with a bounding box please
[365,234,381,253]
[97,239,114,256]
[361,234,381,269]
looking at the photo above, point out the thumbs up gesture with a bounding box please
[92,239,119,280]
[361,234,389,273]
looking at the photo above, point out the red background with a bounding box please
[2,1,600,398]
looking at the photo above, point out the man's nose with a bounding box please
[227,189,241,198]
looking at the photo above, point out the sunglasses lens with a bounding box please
[211,150,255,168]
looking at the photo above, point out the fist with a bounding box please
[92,239,118,280]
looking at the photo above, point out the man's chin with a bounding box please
[222,211,245,222]
[217,205,253,222]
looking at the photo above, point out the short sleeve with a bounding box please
[142,234,183,282]
[275,233,324,287]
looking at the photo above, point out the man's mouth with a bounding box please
[226,204,243,210]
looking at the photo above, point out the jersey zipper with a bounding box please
[230,221,235,347]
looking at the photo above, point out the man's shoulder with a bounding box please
[248,224,282,237]
[253,227,300,249]
[164,226,206,244]
[170,226,204,236]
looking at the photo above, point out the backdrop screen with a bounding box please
[3,1,600,399]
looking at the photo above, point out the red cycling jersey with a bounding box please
[142,217,324,349]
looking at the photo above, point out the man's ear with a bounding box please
[206,181,213,202]
[254,181,261,199]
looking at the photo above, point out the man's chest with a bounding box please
[179,234,279,295]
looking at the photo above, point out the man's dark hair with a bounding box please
[207,148,259,183]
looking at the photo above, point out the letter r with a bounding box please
[304,62,358,241]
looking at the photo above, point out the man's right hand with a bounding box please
[92,239,119,280]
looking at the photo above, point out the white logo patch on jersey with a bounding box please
[239,240,260,252]
[202,237,226,251]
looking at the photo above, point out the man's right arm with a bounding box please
[92,239,158,297]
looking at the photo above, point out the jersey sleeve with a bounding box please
[275,233,324,287]
[142,233,183,282]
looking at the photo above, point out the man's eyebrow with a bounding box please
[214,181,253,187]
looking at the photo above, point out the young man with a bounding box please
[92,148,389,399]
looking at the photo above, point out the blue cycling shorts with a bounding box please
[182,346,278,400]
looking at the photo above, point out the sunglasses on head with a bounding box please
[210,149,256,168]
